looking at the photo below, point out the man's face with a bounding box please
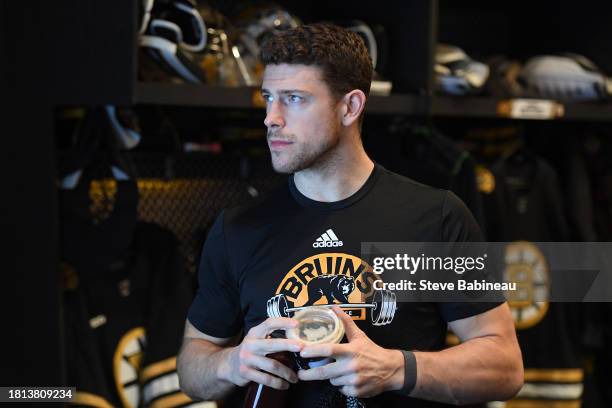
[261,64,342,174]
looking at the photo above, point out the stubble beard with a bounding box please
[268,125,341,174]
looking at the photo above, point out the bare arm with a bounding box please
[177,318,305,401]
[410,303,524,405]
[177,320,238,401]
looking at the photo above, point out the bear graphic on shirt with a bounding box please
[303,275,355,306]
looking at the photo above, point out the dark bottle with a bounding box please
[242,350,297,408]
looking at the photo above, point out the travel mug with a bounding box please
[286,306,345,369]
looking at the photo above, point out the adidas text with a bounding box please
[313,241,344,248]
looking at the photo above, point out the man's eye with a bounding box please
[288,95,303,103]
[262,94,273,102]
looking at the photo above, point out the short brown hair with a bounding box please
[260,23,373,102]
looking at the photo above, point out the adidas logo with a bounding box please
[312,229,344,248]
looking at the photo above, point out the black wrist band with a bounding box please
[399,350,417,395]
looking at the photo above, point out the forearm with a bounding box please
[409,335,523,405]
[177,338,238,401]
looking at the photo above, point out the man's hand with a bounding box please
[297,306,404,398]
[221,317,305,391]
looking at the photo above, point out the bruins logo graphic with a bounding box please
[304,275,355,306]
[267,253,397,326]
[113,327,146,408]
[504,241,549,329]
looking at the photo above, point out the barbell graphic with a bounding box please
[266,290,397,326]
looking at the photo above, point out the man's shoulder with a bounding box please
[375,166,482,241]
[376,165,449,201]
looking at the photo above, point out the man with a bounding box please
[178,24,523,407]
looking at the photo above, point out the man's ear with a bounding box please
[340,90,367,127]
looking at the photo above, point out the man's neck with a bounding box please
[293,139,375,203]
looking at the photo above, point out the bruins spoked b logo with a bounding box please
[504,241,549,329]
[266,253,397,326]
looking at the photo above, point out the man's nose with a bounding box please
[264,101,285,129]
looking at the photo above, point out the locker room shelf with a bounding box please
[431,96,612,122]
[563,102,612,121]
[134,84,612,121]
[133,82,426,115]
[134,83,260,108]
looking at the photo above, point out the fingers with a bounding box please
[329,374,359,387]
[247,355,298,384]
[245,338,303,354]
[332,305,364,341]
[232,318,305,390]
[239,365,290,390]
[300,342,348,359]
[297,361,350,381]
[247,317,299,339]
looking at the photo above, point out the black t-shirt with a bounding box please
[188,164,501,407]
[366,127,487,233]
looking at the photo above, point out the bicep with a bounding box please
[183,319,240,347]
[448,303,515,342]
